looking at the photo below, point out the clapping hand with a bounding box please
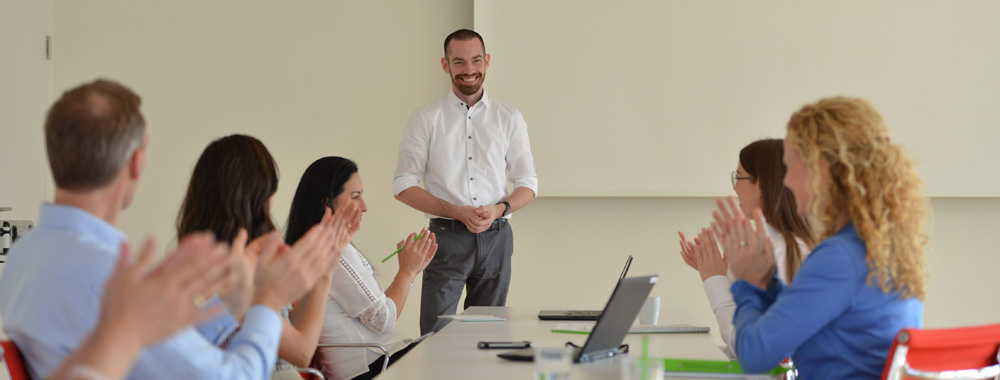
[692,228,728,282]
[711,197,776,289]
[103,234,235,348]
[396,227,438,277]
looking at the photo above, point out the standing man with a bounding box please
[394,29,538,334]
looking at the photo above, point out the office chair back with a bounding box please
[1,340,29,380]
[882,323,1000,380]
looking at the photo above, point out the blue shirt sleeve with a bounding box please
[193,296,239,345]
[128,305,283,380]
[730,241,861,373]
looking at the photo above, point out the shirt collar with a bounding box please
[446,89,491,110]
[38,203,126,250]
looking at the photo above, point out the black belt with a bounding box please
[430,218,508,232]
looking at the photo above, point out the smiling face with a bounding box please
[331,172,367,227]
[441,38,490,97]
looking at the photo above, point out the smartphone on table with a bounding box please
[477,341,533,349]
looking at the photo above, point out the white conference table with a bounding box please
[376,306,771,380]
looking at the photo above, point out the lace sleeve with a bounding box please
[358,297,397,335]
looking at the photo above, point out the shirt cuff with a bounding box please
[730,276,784,305]
[512,177,539,197]
[193,296,239,344]
[702,275,733,310]
[730,279,767,301]
[233,305,283,346]
[393,175,421,197]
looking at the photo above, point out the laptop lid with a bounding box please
[537,255,633,320]
[576,275,657,363]
[501,275,657,363]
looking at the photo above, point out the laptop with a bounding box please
[537,255,632,320]
[499,275,658,363]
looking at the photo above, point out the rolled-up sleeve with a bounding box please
[506,110,538,196]
[393,111,429,196]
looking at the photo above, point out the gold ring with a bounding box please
[739,241,748,247]
[193,294,207,308]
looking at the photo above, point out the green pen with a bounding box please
[382,233,424,263]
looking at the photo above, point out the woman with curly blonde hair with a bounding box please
[710,97,928,379]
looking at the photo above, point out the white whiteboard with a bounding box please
[475,0,1000,197]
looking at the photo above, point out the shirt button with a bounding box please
[468,116,471,120]
[470,178,474,181]
[468,136,472,139]
[473,197,477,200]
[468,157,472,160]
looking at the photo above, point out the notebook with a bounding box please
[498,275,658,363]
[437,313,506,322]
[551,323,711,334]
[537,255,632,320]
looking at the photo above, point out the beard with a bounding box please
[451,71,485,96]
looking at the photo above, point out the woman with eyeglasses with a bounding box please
[713,97,927,378]
[677,138,815,358]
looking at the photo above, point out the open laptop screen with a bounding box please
[577,275,657,363]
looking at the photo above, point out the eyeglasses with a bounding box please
[731,171,754,188]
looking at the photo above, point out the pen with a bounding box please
[382,233,423,263]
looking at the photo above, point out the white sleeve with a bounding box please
[357,297,398,335]
[393,110,430,196]
[702,275,737,358]
[505,110,538,195]
[329,248,398,335]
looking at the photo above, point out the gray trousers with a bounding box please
[419,218,514,335]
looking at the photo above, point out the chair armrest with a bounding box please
[315,343,390,374]
[904,364,1000,380]
[295,366,325,380]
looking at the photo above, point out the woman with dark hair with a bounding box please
[677,138,815,358]
[177,135,360,380]
[285,156,437,380]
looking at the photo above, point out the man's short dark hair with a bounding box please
[45,79,146,191]
[444,29,486,57]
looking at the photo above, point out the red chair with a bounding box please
[882,323,1000,380]
[1,340,29,380]
[297,343,390,380]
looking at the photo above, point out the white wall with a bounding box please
[0,0,51,348]
[1,0,997,357]
[476,0,1000,197]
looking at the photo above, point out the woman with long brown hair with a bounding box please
[177,134,360,379]
[714,97,927,378]
[677,138,814,358]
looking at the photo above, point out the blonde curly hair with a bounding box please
[786,97,928,300]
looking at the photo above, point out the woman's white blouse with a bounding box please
[316,244,407,380]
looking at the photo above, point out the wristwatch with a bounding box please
[497,201,511,217]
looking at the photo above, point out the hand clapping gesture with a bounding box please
[396,227,438,277]
[711,196,776,289]
[252,200,361,311]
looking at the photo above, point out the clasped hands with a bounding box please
[457,204,504,233]
[677,197,777,289]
